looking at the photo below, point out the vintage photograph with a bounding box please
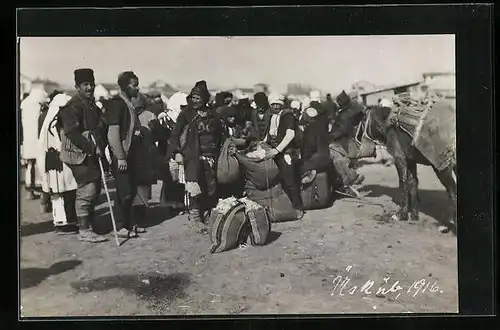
[18,35,457,316]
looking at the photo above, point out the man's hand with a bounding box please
[174,153,184,165]
[265,148,280,160]
[117,159,128,172]
[157,112,168,125]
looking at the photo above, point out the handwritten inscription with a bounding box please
[330,265,443,299]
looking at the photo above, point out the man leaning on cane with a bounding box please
[57,68,108,243]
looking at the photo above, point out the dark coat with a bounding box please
[329,100,364,152]
[57,94,107,184]
[300,118,331,174]
[166,106,226,182]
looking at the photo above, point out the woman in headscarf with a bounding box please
[37,93,79,234]
[166,80,227,232]
[21,88,48,200]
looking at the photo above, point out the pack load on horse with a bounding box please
[361,91,457,234]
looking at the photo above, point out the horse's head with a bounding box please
[365,105,394,145]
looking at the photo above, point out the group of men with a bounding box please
[22,67,367,242]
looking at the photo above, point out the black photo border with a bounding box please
[9,4,495,329]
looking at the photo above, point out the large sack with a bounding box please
[236,153,280,190]
[217,139,240,184]
[240,197,271,246]
[246,183,298,223]
[209,197,249,253]
[301,171,333,210]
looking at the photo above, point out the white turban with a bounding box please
[291,100,301,110]
[166,92,188,122]
[268,92,284,105]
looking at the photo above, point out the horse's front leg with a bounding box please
[434,166,457,229]
[407,159,420,221]
[386,129,409,221]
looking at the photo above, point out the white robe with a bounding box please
[21,89,47,160]
[36,94,78,194]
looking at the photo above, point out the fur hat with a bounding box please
[253,92,269,108]
[189,80,210,103]
[74,68,95,85]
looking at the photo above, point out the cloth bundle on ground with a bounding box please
[240,197,272,246]
[245,182,298,223]
[300,171,333,210]
[217,139,240,184]
[209,197,249,253]
[235,142,280,190]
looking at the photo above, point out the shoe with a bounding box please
[78,229,108,243]
[353,174,365,185]
[117,227,138,238]
[296,209,305,220]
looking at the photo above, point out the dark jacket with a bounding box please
[300,119,331,174]
[57,94,107,184]
[329,100,364,152]
[250,109,272,141]
[166,106,226,182]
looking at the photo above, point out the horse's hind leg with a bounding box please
[433,166,457,229]
[407,159,420,221]
[386,129,409,221]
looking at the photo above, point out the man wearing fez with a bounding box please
[104,71,149,239]
[57,68,108,243]
[166,81,226,232]
[263,93,304,219]
[328,90,365,194]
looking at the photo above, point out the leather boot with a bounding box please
[78,216,108,243]
[132,205,147,234]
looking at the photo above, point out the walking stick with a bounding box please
[91,135,121,247]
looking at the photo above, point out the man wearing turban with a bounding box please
[166,80,227,232]
[263,92,304,219]
[57,68,108,243]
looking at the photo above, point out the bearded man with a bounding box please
[166,81,227,232]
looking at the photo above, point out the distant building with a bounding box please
[253,83,269,95]
[421,72,455,99]
[360,80,423,106]
[148,80,178,98]
[30,78,60,95]
[351,80,378,94]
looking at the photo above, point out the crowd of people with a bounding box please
[20,68,375,242]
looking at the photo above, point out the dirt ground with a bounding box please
[19,160,458,317]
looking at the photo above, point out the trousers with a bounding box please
[329,143,358,186]
[75,181,101,218]
[274,152,303,210]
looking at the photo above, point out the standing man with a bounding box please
[251,92,272,141]
[105,71,149,239]
[166,81,227,232]
[264,93,304,219]
[322,93,338,125]
[57,69,108,243]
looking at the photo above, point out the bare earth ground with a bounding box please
[19,161,458,317]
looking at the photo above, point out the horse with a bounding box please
[358,102,457,233]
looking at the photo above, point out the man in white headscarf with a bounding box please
[37,93,80,234]
[21,88,48,199]
[263,92,304,219]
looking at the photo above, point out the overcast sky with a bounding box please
[19,35,455,93]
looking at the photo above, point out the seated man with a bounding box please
[263,93,304,219]
[329,90,365,196]
[298,105,331,184]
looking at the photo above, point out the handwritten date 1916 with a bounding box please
[330,265,443,299]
